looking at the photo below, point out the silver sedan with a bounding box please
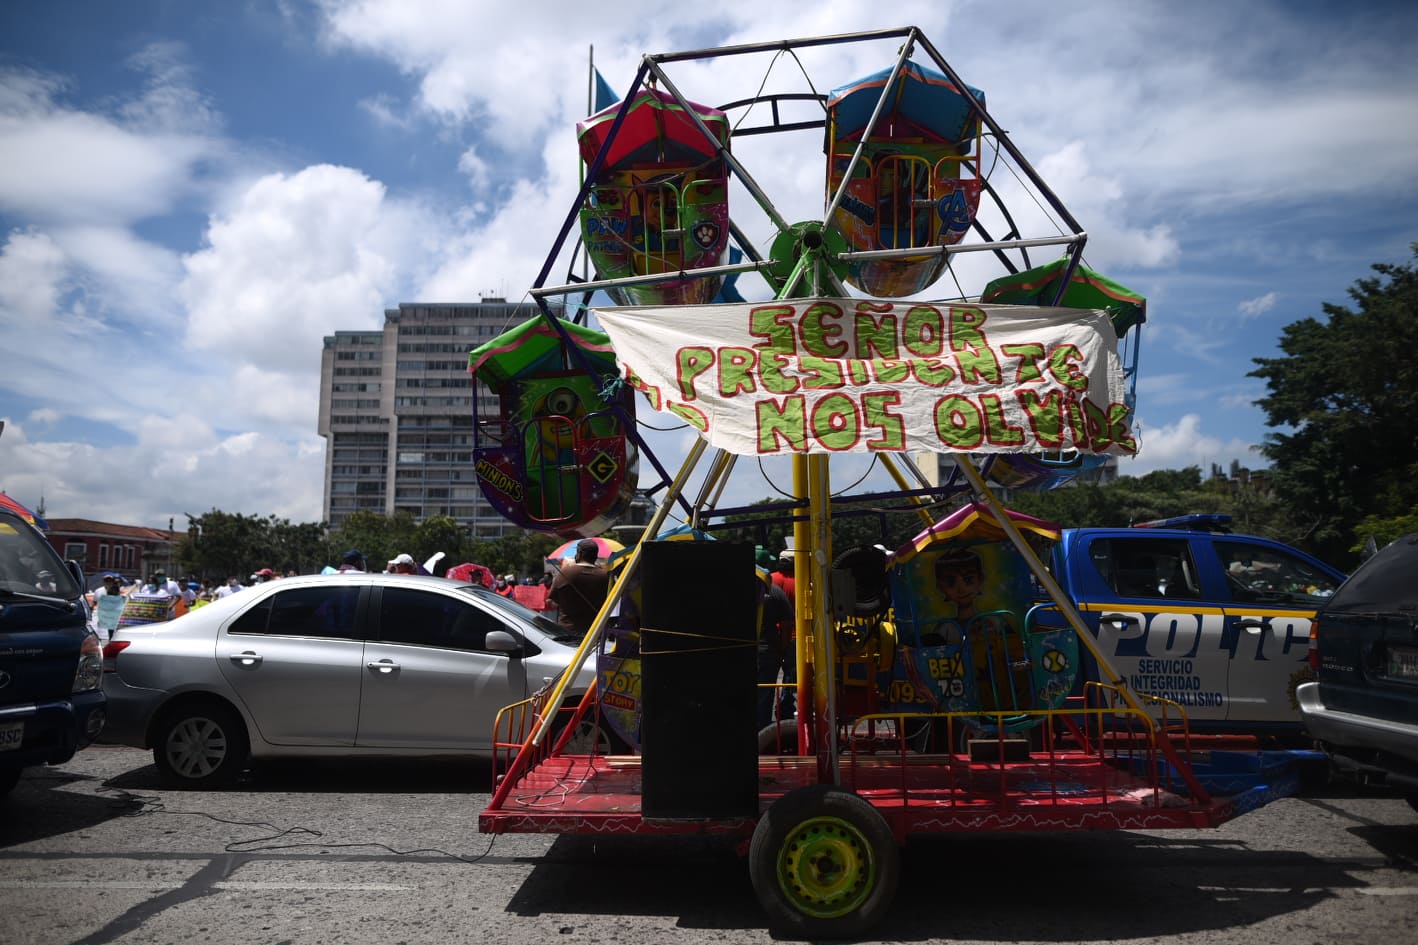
[101,573,601,788]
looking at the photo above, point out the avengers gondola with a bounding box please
[977,258,1147,490]
[826,62,985,297]
[577,89,731,305]
[468,318,637,537]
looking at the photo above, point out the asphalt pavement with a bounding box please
[2,745,1415,945]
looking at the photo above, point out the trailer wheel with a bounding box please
[757,718,799,755]
[749,784,899,938]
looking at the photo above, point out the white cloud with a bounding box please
[1117,413,1266,477]
[180,164,438,372]
[0,51,220,226]
[0,229,65,324]
[0,416,325,528]
[1239,291,1278,318]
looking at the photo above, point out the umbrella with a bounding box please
[606,522,713,571]
[546,536,625,564]
[0,492,47,529]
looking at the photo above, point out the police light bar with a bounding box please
[1132,513,1233,532]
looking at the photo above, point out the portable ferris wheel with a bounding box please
[471,26,1289,940]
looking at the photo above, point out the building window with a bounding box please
[98,544,109,568]
[64,542,87,563]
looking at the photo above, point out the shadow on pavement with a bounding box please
[101,756,495,795]
[503,828,1367,939]
[0,767,143,847]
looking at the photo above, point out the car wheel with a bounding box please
[749,784,900,938]
[152,701,250,789]
[0,768,21,796]
[552,712,628,755]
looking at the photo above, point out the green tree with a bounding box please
[1250,245,1418,566]
[327,510,419,571]
[413,515,469,573]
[267,517,329,575]
[180,510,270,581]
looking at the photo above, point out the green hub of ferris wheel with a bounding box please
[767,221,850,297]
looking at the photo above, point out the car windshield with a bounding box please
[455,584,582,643]
[0,512,83,601]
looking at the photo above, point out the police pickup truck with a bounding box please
[1052,514,1346,740]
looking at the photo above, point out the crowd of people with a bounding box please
[85,546,574,640]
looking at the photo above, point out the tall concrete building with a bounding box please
[318,299,558,536]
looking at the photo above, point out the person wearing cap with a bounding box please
[547,538,610,636]
[93,572,124,600]
[337,550,366,573]
[87,572,126,638]
[387,554,418,575]
[33,569,58,594]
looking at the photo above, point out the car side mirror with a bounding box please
[485,629,524,655]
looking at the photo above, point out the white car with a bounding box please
[101,573,602,788]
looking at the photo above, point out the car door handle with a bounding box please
[228,651,263,667]
[1235,617,1267,635]
[367,659,400,674]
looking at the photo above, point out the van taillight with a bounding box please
[1307,624,1320,672]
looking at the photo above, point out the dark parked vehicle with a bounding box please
[1298,534,1418,808]
[0,508,106,796]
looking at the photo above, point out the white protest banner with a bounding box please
[593,299,1136,457]
[95,594,125,632]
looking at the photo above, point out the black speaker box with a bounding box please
[639,539,760,819]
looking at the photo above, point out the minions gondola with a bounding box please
[826,62,985,298]
[977,258,1148,491]
[467,318,637,536]
[578,89,731,305]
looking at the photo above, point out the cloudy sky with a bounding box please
[2,0,1415,530]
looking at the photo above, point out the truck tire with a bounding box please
[749,784,899,938]
[152,700,250,789]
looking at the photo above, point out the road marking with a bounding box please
[0,881,416,891]
[1200,885,1418,897]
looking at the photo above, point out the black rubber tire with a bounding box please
[0,767,21,796]
[757,717,800,755]
[748,784,900,938]
[151,700,250,789]
[551,711,629,755]
[832,546,891,618]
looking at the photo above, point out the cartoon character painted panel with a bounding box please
[887,539,1078,731]
[825,63,985,298]
[469,320,637,538]
[578,89,730,306]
